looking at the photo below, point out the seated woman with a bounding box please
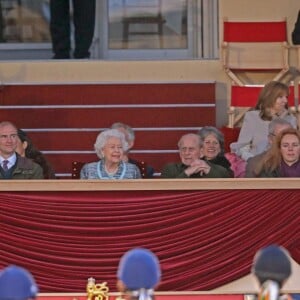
[198,126,233,177]
[16,129,56,179]
[230,81,297,162]
[80,129,141,179]
[253,128,300,177]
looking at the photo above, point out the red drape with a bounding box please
[0,190,299,292]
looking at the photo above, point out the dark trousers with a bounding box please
[50,0,96,58]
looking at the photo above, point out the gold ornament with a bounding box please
[86,277,109,300]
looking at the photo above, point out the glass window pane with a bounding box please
[108,0,187,50]
[0,0,51,43]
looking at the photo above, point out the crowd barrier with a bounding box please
[1,179,299,293]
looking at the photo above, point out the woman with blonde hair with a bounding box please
[254,128,300,177]
[230,81,297,162]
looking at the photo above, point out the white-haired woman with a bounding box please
[80,129,141,179]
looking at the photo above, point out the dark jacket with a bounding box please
[206,155,234,177]
[161,161,232,178]
[0,154,44,179]
[292,10,300,44]
[245,151,267,178]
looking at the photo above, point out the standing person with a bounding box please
[117,248,161,300]
[246,119,292,177]
[0,121,43,179]
[50,0,96,59]
[254,128,300,177]
[0,265,38,300]
[111,122,155,178]
[80,129,141,179]
[16,129,56,179]
[161,133,231,178]
[252,245,292,300]
[230,81,297,162]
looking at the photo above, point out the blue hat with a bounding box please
[117,248,161,290]
[0,265,38,300]
[252,245,291,286]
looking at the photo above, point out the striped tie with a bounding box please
[2,160,9,171]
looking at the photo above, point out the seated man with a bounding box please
[0,265,38,300]
[161,133,232,178]
[117,248,161,300]
[111,122,155,178]
[0,121,43,179]
[252,245,292,300]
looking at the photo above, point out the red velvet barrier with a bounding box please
[0,189,299,293]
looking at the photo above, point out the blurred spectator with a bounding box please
[252,245,292,300]
[0,265,38,300]
[16,129,56,179]
[117,248,161,300]
[111,122,155,178]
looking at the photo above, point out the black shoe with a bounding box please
[52,53,70,59]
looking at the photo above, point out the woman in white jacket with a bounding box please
[230,81,297,162]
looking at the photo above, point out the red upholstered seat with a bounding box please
[72,161,85,179]
[221,19,289,86]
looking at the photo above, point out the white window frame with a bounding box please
[93,0,218,60]
[0,0,219,61]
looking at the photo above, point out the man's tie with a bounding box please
[2,160,9,171]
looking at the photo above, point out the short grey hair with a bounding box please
[268,118,292,136]
[111,122,135,142]
[197,126,225,155]
[177,133,202,149]
[94,129,129,159]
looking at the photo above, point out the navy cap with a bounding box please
[0,265,38,300]
[117,248,161,290]
[252,245,292,285]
